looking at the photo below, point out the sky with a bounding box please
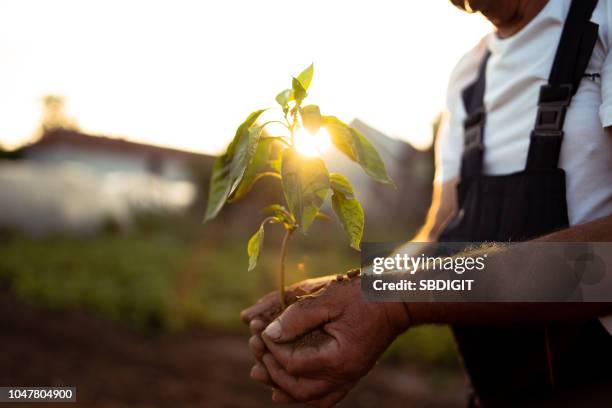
[0,0,491,154]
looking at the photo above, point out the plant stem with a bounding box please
[288,103,300,146]
[279,228,293,310]
[279,102,298,309]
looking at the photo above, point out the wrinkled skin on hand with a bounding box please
[240,276,335,387]
[241,275,410,407]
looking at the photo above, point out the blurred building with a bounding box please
[0,130,214,236]
[20,128,210,181]
[0,124,431,238]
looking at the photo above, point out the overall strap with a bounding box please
[460,51,490,182]
[526,0,599,170]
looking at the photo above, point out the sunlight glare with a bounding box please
[294,127,331,157]
[0,1,491,152]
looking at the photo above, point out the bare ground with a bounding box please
[0,289,468,408]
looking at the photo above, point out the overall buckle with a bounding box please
[464,124,484,151]
[534,84,573,132]
[463,108,485,151]
[534,105,567,133]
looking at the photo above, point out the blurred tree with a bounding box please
[40,95,80,132]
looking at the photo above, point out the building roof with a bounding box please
[21,128,212,161]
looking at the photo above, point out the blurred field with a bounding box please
[0,212,458,366]
[0,212,466,406]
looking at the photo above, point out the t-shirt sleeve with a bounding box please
[434,55,481,183]
[599,49,612,127]
[434,106,464,183]
[434,36,488,184]
[599,4,612,127]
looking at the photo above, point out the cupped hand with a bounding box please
[240,276,337,389]
[259,276,411,407]
[241,276,334,326]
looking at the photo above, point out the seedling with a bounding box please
[204,64,393,308]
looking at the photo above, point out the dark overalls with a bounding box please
[438,0,612,406]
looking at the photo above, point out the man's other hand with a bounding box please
[240,275,336,389]
[259,276,410,407]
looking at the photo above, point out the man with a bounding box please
[242,0,612,406]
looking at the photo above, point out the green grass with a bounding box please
[0,234,181,330]
[0,216,458,368]
[0,222,359,332]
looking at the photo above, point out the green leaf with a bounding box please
[230,138,283,202]
[261,204,288,217]
[281,148,330,232]
[314,212,331,222]
[296,63,314,91]
[261,204,295,227]
[204,154,231,222]
[330,172,355,199]
[226,110,266,157]
[204,109,266,222]
[292,77,307,104]
[275,89,293,107]
[247,225,264,271]
[323,115,393,185]
[329,173,364,250]
[227,111,268,197]
[269,154,282,173]
[301,105,322,134]
[332,193,364,250]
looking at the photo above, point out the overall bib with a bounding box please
[438,0,612,405]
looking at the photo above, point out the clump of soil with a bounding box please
[261,269,362,348]
[260,298,331,349]
[259,305,283,324]
[290,327,331,349]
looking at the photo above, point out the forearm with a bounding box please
[535,214,612,242]
[407,301,612,326]
[403,214,612,326]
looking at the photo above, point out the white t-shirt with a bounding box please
[435,0,612,333]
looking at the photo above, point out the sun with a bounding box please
[294,127,332,157]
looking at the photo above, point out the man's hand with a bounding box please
[241,276,333,326]
[240,276,336,389]
[259,276,410,407]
